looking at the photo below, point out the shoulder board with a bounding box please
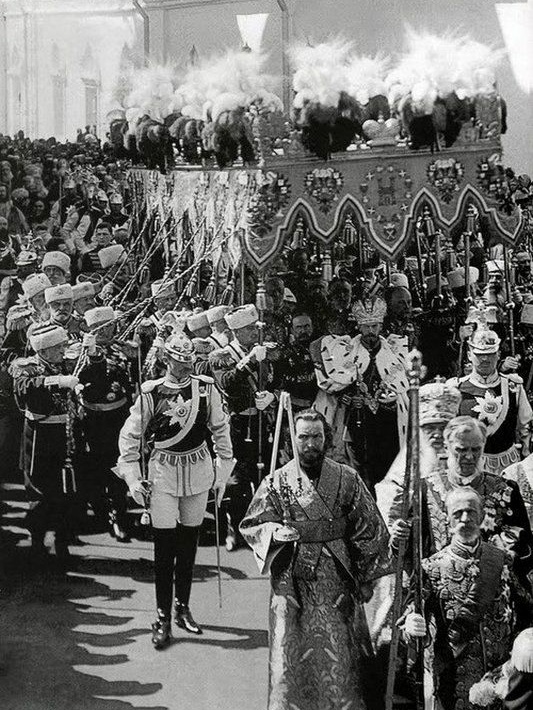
[141,377,166,394]
[192,374,214,385]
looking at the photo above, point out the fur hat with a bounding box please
[225,304,259,330]
[72,282,96,301]
[84,306,115,329]
[22,273,52,300]
[45,284,73,304]
[98,244,125,269]
[29,323,68,351]
[205,305,229,325]
[42,250,71,274]
[187,311,210,333]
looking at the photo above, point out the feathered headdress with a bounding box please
[125,64,178,125]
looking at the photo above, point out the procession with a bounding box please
[1,2,533,709]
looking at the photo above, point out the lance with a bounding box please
[213,491,223,608]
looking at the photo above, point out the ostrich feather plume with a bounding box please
[386,29,505,113]
[291,38,354,109]
[175,49,279,122]
[344,53,390,106]
[125,64,178,123]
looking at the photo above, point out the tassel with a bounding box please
[256,278,267,312]
[140,510,151,526]
[203,274,217,304]
[220,277,235,305]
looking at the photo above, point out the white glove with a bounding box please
[212,479,227,508]
[128,479,147,506]
[250,344,267,363]
[501,356,520,373]
[212,457,235,506]
[44,375,79,390]
[255,390,275,411]
[82,333,97,355]
[404,612,427,639]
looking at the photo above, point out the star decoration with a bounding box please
[163,395,192,427]
[472,391,503,425]
[365,171,375,181]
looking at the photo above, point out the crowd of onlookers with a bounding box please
[0,129,131,275]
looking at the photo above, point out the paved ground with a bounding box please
[0,480,270,710]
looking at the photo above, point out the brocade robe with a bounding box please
[240,457,392,710]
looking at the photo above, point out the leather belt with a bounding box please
[290,516,347,543]
[83,398,127,412]
[25,411,67,424]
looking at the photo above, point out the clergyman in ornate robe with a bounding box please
[240,456,392,710]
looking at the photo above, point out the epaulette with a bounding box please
[9,356,40,379]
[141,377,165,394]
[208,348,234,369]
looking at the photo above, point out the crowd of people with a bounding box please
[0,130,532,710]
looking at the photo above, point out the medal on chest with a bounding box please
[163,394,192,427]
[472,390,504,426]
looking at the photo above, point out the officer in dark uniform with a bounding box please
[274,311,317,411]
[78,306,136,541]
[209,304,278,551]
[12,324,81,561]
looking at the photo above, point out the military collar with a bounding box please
[449,470,483,487]
[162,376,192,390]
[450,537,481,560]
[469,371,500,388]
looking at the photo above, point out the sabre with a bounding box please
[213,494,223,608]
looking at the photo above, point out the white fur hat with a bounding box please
[22,273,52,300]
[98,244,125,269]
[42,250,71,274]
[84,306,115,329]
[45,284,73,304]
[225,304,259,331]
[205,305,229,325]
[390,272,409,289]
[29,323,68,351]
[72,282,96,301]
[447,266,479,289]
[187,311,210,333]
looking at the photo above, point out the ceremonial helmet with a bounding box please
[163,331,195,363]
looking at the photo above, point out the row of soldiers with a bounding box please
[1,227,533,686]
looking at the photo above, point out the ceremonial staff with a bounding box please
[255,276,267,487]
[414,219,427,308]
[503,244,516,357]
[385,350,424,710]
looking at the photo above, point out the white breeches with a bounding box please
[150,489,210,529]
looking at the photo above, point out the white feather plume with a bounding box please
[386,29,505,113]
[290,38,354,108]
[175,49,280,122]
[344,53,390,105]
[125,64,179,123]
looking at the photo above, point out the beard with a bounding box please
[299,448,325,471]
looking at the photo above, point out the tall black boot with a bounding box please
[152,528,176,648]
[174,524,202,635]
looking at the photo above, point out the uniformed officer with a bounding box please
[209,304,277,550]
[78,306,135,541]
[42,251,71,286]
[12,323,80,561]
[115,329,234,649]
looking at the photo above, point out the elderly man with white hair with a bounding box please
[390,415,533,588]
